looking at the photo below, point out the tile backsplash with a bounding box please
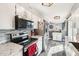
[0,34,10,44]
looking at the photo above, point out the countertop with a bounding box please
[71,42,79,51]
[47,40,64,55]
[66,42,79,56]
[31,35,43,39]
[0,35,42,56]
[0,42,23,56]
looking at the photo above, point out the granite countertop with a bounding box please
[31,35,43,38]
[70,42,79,51]
[68,42,79,55]
[0,42,23,56]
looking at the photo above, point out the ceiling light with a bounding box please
[42,3,53,7]
[54,16,60,20]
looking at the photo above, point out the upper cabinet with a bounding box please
[16,5,32,20]
[16,4,43,29]
[0,4,43,30]
[31,14,42,29]
[0,3,15,30]
[26,10,32,20]
[31,15,38,29]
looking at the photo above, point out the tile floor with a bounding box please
[39,51,66,56]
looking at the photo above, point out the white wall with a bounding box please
[0,3,15,30]
[71,7,79,31]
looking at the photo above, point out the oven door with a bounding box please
[23,43,37,56]
[11,37,22,43]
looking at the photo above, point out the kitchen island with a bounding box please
[65,42,79,56]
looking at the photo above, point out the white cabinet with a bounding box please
[36,36,42,55]
[53,32,62,41]
[25,10,32,20]
[0,4,15,29]
[16,5,25,18]
[34,21,38,29]
[66,46,76,56]
[16,5,32,20]
[32,15,38,29]
[65,44,72,56]
[65,43,78,56]
[16,4,43,29]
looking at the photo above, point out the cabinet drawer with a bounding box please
[53,33,62,41]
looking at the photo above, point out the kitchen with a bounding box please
[0,3,79,56]
[0,3,44,56]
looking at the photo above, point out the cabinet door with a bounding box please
[16,5,32,21]
[65,46,71,56]
[53,33,62,41]
[0,4,15,29]
[65,44,77,56]
[26,10,32,20]
[36,37,42,55]
[32,15,38,29]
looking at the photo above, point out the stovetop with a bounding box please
[13,38,38,46]
[19,39,31,46]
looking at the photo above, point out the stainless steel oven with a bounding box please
[10,32,29,56]
[10,32,38,56]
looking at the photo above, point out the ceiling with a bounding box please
[18,3,74,23]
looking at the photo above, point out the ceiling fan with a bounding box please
[41,3,53,7]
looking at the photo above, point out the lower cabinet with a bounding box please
[65,43,78,56]
[65,46,72,56]
[53,32,62,41]
[36,36,43,55]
